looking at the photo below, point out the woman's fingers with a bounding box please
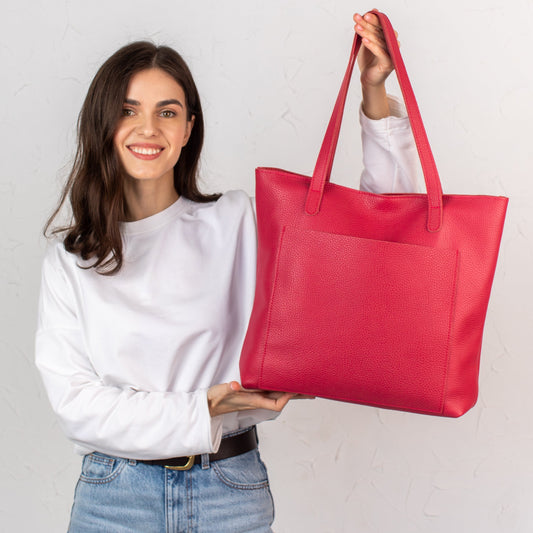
[229,381,241,391]
[359,35,389,60]
[235,389,294,412]
[209,381,297,416]
[354,13,400,49]
[263,391,295,411]
[354,13,383,39]
[354,18,387,58]
[230,381,285,397]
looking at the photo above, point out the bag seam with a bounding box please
[260,226,288,388]
[439,250,461,415]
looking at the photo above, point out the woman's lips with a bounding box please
[127,144,164,160]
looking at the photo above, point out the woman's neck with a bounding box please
[123,175,179,222]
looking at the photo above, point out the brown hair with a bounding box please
[45,41,220,274]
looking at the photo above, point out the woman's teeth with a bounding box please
[129,146,163,155]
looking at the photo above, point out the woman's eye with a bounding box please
[121,108,135,117]
[160,110,176,118]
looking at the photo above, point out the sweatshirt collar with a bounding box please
[121,196,188,236]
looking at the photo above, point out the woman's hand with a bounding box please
[353,12,396,88]
[208,381,296,417]
[353,11,398,119]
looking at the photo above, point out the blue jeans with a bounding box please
[68,440,274,532]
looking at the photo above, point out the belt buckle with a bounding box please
[164,455,195,471]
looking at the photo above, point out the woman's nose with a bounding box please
[136,115,158,136]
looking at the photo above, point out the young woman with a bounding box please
[35,12,418,533]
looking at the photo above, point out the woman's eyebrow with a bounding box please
[124,98,184,108]
[157,99,184,108]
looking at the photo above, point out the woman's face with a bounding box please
[113,68,194,186]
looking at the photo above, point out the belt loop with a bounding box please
[201,453,210,470]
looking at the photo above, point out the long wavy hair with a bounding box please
[45,41,220,275]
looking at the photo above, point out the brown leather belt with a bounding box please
[142,426,258,470]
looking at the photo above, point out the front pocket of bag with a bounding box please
[261,226,459,414]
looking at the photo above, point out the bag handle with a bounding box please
[304,9,443,233]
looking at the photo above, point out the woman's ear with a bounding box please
[182,115,195,146]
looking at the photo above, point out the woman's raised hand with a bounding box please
[353,11,396,88]
[353,11,399,119]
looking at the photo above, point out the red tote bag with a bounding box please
[239,10,508,417]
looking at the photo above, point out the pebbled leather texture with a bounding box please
[239,11,508,417]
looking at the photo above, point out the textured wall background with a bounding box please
[1,0,531,531]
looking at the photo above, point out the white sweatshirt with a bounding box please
[35,96,419,460]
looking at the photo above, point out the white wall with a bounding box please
[1,1,531,531]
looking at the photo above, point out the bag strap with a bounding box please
[304,9,443,233]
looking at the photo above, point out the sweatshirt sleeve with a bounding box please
[35,243,223,460]
[359,94,420,194]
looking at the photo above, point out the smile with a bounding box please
[127,145,164,160]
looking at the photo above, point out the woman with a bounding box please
[35,12,418,533]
